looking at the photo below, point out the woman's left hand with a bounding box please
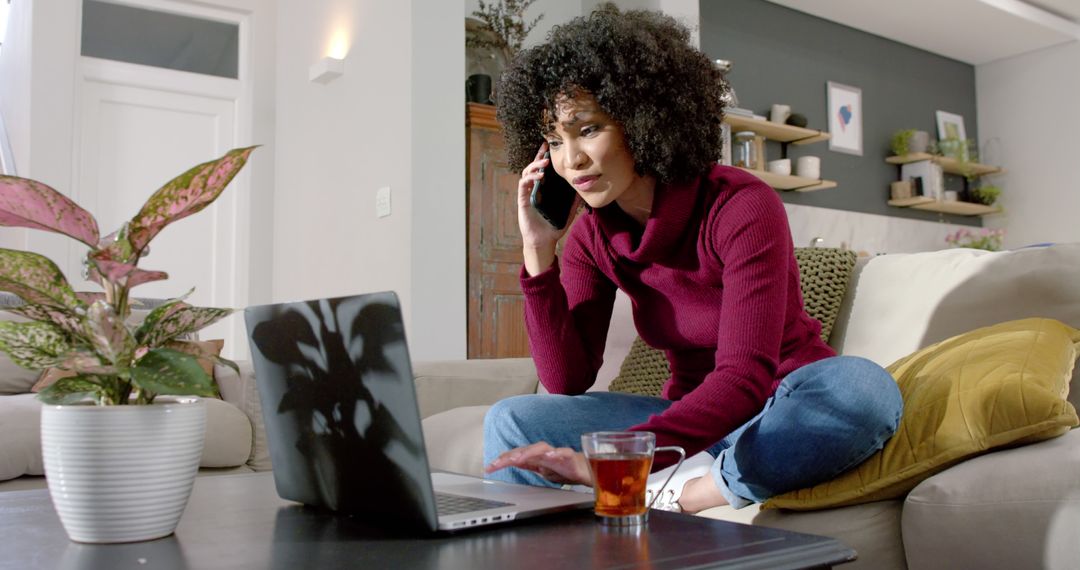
[484,442,592,486]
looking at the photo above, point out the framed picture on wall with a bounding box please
[935,111,967,142]
[935,110,968,160]
[827,81,862,156]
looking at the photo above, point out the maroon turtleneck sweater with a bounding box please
[519,165,835,467]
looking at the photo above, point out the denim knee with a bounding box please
[836,356,903,437]
[483,394,537,452]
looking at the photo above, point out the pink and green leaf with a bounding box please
[75,292,107,305]
[83,300,136,366]
[4,303,85,338]
[131,348,216,397]
[138,305,233,348]
[133,297,189,344]
[36,376,104,405]
[128,146,256,253]
[91,226,138,266]
[0,249,81,309]
[0,176,100,246]
[90,258,138,283]
[127,268,168,288]
[57,348,118,376]
[0,321,71,369]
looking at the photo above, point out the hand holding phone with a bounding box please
[529,152,577,230]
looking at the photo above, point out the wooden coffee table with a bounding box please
[0,472,855,569]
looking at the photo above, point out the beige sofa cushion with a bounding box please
[413,359,538,418]
[0,358,41,395]
[0,394,253,482]
[831,244,1080,367]
[0,394,44,480]
[901,428,1080,570]
[422,405,490,477]
[215,361,271,471]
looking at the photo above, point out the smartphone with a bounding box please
[529,152,577,230]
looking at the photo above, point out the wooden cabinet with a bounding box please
[466,103,530,359]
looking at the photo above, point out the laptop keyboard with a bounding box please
[435,492,513,516]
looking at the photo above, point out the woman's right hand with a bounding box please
[518,142,580,276]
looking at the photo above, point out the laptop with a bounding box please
[244,291,593,532]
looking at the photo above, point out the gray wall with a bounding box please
[701,0,980,226]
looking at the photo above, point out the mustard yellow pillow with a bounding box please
[765,317,1080,511]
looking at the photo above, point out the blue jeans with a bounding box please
[483,356,902,508]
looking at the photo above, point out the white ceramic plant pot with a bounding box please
[40,397,206,543]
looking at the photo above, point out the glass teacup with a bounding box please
[581,432,686,526]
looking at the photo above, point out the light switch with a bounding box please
[376,186,391,218]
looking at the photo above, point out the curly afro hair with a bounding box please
[495,3,730,185]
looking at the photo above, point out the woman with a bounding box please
[483,4,902,513]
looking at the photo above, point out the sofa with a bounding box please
[415,243,1080,569]
[0,357,272,493]
[3,245,1078,568]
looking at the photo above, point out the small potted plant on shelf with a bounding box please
[890,129,930,156]
[0,146,255,543]
[971,184,1002,206]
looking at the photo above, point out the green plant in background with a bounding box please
[467,0,543,56]
[0,147,256,405]
[971,184,1002,206]
[890,129,915,156]
[936,136,979,179]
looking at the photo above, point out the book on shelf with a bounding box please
[901,160,943,200]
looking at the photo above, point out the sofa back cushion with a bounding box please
[829,243,1080,410]
[830,244,1080,367]
[607,247,857,396]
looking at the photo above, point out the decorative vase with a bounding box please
[466,73,493,104]
[40,397,207,543]
[909,131,930,154]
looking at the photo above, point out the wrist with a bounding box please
[523,244,556,276]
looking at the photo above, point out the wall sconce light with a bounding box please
[309,56,344,84]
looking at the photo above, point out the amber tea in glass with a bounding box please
[581,432,685,526]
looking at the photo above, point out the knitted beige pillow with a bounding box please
[608,248,857,397]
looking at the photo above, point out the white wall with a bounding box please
[0,0,30,251]
[274,0,466,360]
[410,0,466,360]
[272,1,413,313]
[0,0,78,269]
[785,204,972,255]
[976,40,1080,248]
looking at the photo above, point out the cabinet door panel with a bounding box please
[467,107,529,358]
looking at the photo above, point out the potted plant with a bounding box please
[890,129,930,156]
[465,0,543,103]
[0,146,255,543]
[971,184,1002,206]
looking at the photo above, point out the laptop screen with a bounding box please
[245,292,437,528]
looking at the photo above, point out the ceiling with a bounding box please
[763,0,1080,65]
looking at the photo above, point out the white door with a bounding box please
[72,1,253,359]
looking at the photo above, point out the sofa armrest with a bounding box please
[902,428,1080,569]
[214,361,271,471]
[413,358,538,419]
